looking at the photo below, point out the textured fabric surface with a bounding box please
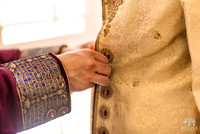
[92,0,200,133]
[0,64,23,134]
[4,53,71,131]
[0,49,21,64]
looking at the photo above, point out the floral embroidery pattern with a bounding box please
[5,54,70,130]
[103,0,124,37]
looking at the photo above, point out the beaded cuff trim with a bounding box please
[5,54,70,130]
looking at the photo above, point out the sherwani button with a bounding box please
[98,126,109,134]
[99,105,109,119]
[47,109,56,120]
[101,48,113,63]
[59,107,68,116]
[100,87,113,99]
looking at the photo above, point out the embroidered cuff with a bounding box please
[5,53,71,130]
[20,44,68,59]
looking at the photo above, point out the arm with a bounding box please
[20,41,95,59]
[20,45,67,59]
[0,44,66,64]
[0,64,23,134]
[1,53,71,133]
[0,41,94,64]
[61,41,95,53]
[0,49,111,133]
[0,49,21,64]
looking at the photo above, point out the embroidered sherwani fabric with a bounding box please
[4,53,71,131]
[92,0,200,134]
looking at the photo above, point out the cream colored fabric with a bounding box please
[92,0,200,133]
[182,0,200,113]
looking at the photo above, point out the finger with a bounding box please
[81,41,95,50]
[88,41,95,50]
[95,61,111,77]
[90,74,110,87]
[93,51,108,63]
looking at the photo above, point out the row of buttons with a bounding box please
[98,48,113,134]
[98,48,141,133]
[97,28,161,133]
[46,107,68,120]
[98,86,111,134]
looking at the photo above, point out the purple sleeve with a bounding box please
[0,64,23,134]
[2,53,71,133]
[0,49,21,64]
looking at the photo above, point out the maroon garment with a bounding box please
[0,49,22,134]
[0,64,23,134]
[0,50,71,134]
[0,49,21,64]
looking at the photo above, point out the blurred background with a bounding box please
[0,0,102,48]
[0,0,102,133]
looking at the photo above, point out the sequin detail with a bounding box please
[5,54,70,130]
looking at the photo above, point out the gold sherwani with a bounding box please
[92,0,200,133]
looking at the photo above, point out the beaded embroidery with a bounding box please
[5,54,70,130]
[103,0,124,37]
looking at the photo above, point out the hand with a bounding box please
[57,49,111,92]
[78,41,95,50]
[60,41,95,53]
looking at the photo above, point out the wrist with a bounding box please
[59,44,68,54]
